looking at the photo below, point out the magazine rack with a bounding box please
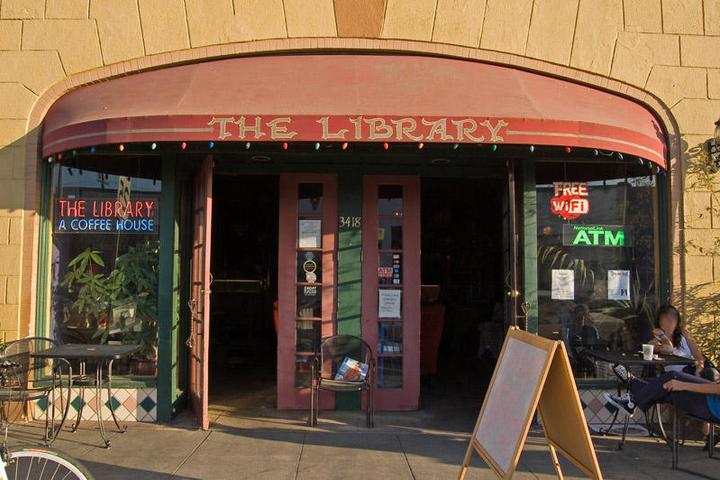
[309,335,375,428]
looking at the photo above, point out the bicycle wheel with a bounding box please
[4,448,93,480]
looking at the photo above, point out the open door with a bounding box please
[187,155,213,430]
[361,176,421,410]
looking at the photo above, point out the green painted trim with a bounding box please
[157,155,176,423]
[34,162,53,339]
[174,168,193,417]
[335,173,362,410]
[658,173,670,304]
[520,162,538,333]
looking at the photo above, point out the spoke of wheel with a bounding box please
[50,463,61,480]
[23,457,32,480]
[38,457,48,479]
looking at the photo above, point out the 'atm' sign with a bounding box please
[550,182,589,220]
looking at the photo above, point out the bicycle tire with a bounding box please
[4,448,94,480]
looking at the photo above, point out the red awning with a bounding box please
[42,54,667,168]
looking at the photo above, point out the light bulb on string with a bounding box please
[529,145,535,153]
[245,142,251,150]
[208,141,215,149]
[118,144,125,152]
[72,149,77,157]
[491,144,497,152]
[315,142,320,151]
[341,142,348,150]
[453,144,459,150]
[617,152,624,160]
[47,156,53,163]
[57,153,63,160]
[593,149,599,156]
[151,143,157,150]
[383,142,389,150]
[418,142,425,150]
[564,146,571,153]
[90,147,96,154]
[282,142,288,150]
[181,142,187,150]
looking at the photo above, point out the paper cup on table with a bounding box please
[642,344,654,361]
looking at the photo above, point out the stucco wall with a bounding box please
[0,0,719,342]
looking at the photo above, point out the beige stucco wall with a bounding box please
[0,0,719,342]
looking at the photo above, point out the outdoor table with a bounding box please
[32,343,141,448]
[586,350,695,453]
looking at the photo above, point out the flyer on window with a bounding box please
[378,289,402,318]
[608,270,630,300]
[551,269,574,300]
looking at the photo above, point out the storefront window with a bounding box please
[536,161,659,379]
[50,159,161,377]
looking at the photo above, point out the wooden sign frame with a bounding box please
[459,327,603,479]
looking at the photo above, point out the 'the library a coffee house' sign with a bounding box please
[54,198,159,234]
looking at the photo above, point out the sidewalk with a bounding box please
[8,407,719,479]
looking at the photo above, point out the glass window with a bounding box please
[536,161,659,379]
[50,159,161,378]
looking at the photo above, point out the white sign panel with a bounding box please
[298,219,322,248]
[551,269,574,300]
[378,289,402,318]
[608,270,630,300]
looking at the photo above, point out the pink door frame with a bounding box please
[277,174,338,410]
[361,175,421,410]
[189,155,213,430]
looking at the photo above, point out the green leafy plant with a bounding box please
[538,244,596,287]
[61,241,159,359]
[60,248,113,325]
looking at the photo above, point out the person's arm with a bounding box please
[664,380,720,394]
[683,330,706,371]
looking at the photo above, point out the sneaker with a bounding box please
[612,363,631,383]
[603,392,636,418]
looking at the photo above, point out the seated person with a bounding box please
[649,304,705,375]
[604,364,720,448]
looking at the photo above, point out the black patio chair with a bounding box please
[0,337,70,443]
[308,335,375,428]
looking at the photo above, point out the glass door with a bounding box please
[277,174,337,409]
[362,176,420,410]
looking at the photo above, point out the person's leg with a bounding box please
[629,371,711,410]
[669,391,714,420]
[629,371,715,418]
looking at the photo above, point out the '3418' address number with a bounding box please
[339,216,361,228]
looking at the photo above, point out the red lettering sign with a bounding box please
[550,182,590,220]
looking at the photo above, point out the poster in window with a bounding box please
[608,270,630,300]
[379,289,402,318]
[551,269,574,300]
[298,219,322,248]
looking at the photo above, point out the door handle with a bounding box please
[185,336,194,349]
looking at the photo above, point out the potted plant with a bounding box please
[60,248,113,330]
[61,241,160,376]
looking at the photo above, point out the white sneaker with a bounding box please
[603,392,636,418]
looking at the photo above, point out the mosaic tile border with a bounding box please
[580,388,670,427]
[31,388,157,423]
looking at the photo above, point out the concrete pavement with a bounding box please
[6,407,719,479]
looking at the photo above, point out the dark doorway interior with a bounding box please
[209,174,279,410]
[420,177,505,408]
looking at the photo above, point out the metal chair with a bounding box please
[308,335,375,428]
[0,337,69,443]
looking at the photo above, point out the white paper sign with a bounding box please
[379,289,402,318]
[299,219,322,248]
[608,270,630,300]
[551,270,574,300]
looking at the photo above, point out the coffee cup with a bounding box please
[642,343,654,361]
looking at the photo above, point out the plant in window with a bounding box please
[60,248,112,328]
[107,240,159,366]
